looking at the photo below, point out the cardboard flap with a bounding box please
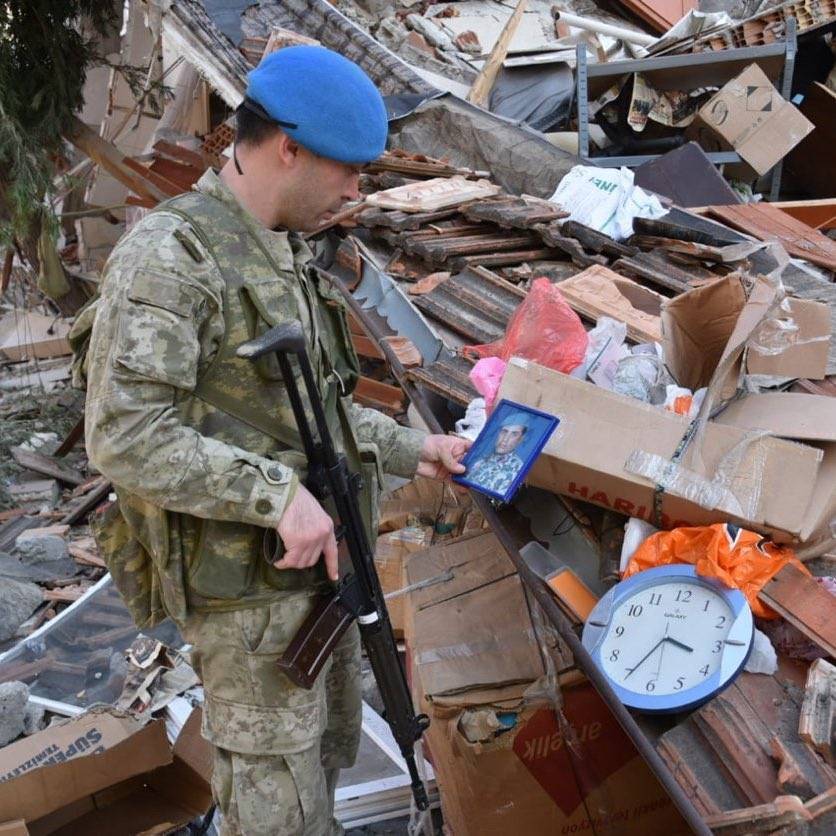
[714,393,836,441]
[412,574,543,698]
[0,712,171,823]
[405,532,516,612]
[662,276,746,391]
[746,298,831,380]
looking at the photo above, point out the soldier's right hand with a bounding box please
[275,485,339,581]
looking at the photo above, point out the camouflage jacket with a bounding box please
[466,451,524,496]
[85,170,425,620]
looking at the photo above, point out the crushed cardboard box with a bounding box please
[689,63,814,176]
[0,706,211,835]
[403,534,687,835]
[498,276,836,542]
[375,525,433,637]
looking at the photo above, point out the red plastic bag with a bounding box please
[463,278,587,374]
[623,523,809,620]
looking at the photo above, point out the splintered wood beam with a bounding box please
[354,376,405,415]
[63,116,168,205]
[758,563,836,658]
[799,658,836,766]
[10,448,86,486]
[467,0,529,108]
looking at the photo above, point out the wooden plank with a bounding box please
[353,376,404,414]
[706,203,836,272]
[55,416,85,457]
[758,563,836,657]
[798,658,836,766]
[152,139,209,170]
[772,198,836,231]
[467,0,528,108]
[10,448,86,486]
[63,116,168,205]
[59,478,112,526]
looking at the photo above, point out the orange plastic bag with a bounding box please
[462,277,587,374]
[623,523,809,619]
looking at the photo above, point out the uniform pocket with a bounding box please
[240,278,296,382]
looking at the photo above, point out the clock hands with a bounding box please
[623,625,694,681]
[624,637,665,679]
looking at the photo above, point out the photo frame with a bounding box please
[453,399,560,503]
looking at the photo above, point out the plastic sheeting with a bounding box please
[488,63,574,133]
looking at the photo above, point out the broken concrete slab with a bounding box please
[0,553,75,583]
[0,578,43,642]
[0,681,29,747]
[14,534,70,564]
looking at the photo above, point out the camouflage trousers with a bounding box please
[181,591,362,835]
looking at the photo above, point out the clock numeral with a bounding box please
[715,615,727,629]
[674,676,685,691]
[648,593,662,606]
[609,649,620,662]
[615,625,625,637]
[627,604,643,617]
[645,679,656,692]
[699,664,710,677]
[703,600,710,612]
[712,640,722,654]
[675,589,692,603]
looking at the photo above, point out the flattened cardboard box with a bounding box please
[405,536,688,835]
[0,707,211,835]
[691,63,814,175]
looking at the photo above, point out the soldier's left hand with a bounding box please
[417,434,471,480]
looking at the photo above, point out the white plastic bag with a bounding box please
[548,165,666,241]
[620,517,659,573]
[571,317,628,389]
[455,397,487,441]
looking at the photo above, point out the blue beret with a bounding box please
[245,46,388,164]
[501,412,531,429]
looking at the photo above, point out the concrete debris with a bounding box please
[14,534,70,564]
[0,579,43,643]
[0,681,30,746]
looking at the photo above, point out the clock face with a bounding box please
[598,579,735,697]
[581,565,754,713]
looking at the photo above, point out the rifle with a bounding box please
[237,320,430,811]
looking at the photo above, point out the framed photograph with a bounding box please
[453,399,560,503]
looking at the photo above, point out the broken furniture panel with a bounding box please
[555,265,664,343]
[705,203,836,272]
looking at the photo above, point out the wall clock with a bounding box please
[581,565,754,713]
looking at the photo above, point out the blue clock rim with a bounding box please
[582,564,754,714]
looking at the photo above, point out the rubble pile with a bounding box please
[1,0,835,834]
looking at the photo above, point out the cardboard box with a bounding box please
[691,63,814,175]
[0,707,212,835]
[498,272,836,541]
[404,535,689,835]
[0,312,72,362]
[661,276,831,388]
[375,526,433,637]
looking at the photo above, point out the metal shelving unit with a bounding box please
[575,18,798,200]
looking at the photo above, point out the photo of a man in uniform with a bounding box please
[466,412,529,496]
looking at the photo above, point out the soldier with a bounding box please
[466,412,529,496]
[82,46,469,835]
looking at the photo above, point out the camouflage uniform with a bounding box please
[83,170,426,835]
[466,451,524,496]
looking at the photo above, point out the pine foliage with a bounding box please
[0,1,118,245]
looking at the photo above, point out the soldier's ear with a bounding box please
[275,131,301,168]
